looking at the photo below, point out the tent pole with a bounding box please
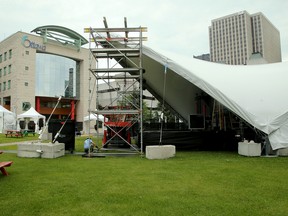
[159,61,168,145]
[39,94,64,140]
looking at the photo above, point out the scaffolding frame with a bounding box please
[85,17,147,154]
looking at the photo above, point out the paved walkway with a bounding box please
[0,140,40,146]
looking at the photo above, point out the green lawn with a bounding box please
[1,135,288,215]
[0,133,40,143]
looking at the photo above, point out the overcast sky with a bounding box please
[1,0,287,61]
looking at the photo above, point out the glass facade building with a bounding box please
[0,28,94,132]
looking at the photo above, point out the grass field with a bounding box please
[1,134,288,215]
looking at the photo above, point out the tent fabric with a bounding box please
[83,113,106,135]
[17,107,45,119]
[17,107,46,133]
[0,105,12,113]
[83,113,105,122]
[0,105,16,133]
[143,46,288,150]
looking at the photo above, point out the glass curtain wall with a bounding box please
[35,53,79,99]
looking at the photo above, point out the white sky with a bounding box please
[1,0,287,61]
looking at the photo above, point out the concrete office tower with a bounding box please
[209,11,281,65]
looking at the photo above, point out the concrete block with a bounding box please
[17,142,65,158]
[277,148,288,156]
[238,140,261,156]
[146,145,176,159]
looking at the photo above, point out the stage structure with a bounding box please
[85,17,147,154]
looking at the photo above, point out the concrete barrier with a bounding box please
[145,145,176,159]
[277,148,288,156]
[238,140,261,156]
[17,142,65,158]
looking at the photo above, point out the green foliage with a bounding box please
[142,100,151,122]
[1,147,288,215]
[116,87,155,123]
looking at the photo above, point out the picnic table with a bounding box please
[5,130,23,138]
[0,151,13,176]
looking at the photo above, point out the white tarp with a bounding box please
[143,46,288,150]
[17,107,46,133]
[0,105,16,133]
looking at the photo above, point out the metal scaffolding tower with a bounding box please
[84,17,147,154]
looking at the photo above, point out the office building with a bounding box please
[209,11,281,65]
[0,26,96,131]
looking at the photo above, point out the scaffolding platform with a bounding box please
[85,17,147,153]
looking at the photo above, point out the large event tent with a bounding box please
[141,46,288,150]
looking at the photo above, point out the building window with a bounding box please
[22,102,31,111]
[26,51,29,55]
[9,49,12,59]
[25,66,29,70]
[7,80,11,89]
[8,65,11,74]
[4,52,7,61]
[0,54,2,63]
[0,69,2,77]
[0,83,1,92]
[24,82,28,86]
[3,82,6,91]
[4,67,6,76]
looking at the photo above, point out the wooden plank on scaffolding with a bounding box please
[124,17,128,39]
[93,110,140,115]
[93,53,140,58]
[90,48,140,53]
[90,37,148,42]
[103,17,111,38]
[90,68,140,73]
[94,75,140,80]
[89,27,147,33]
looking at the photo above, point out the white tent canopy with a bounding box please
[142,46,288,150]
[0,105,16,133]
[17,107,46,133]
[83,113,105,122]
[83,113,106,135]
